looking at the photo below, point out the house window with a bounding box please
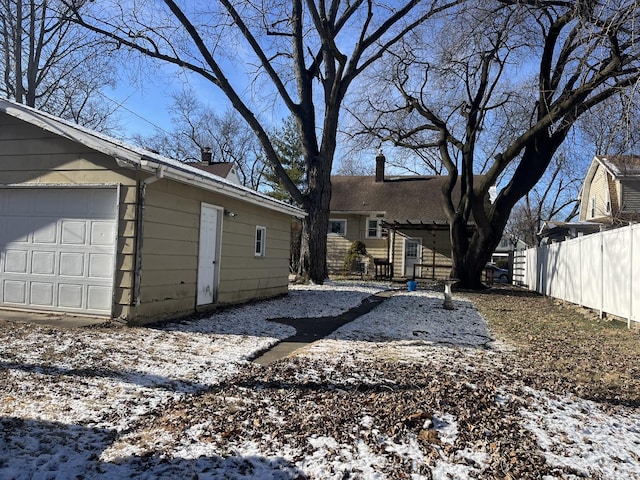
[255,226,266,256]
[589,196,596,218]
[329,219,347,235]
[366,218,387,239]
[605,190,611,213]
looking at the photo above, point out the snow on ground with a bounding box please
[1,283,639,479]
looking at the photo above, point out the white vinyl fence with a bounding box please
[516,223,640,326]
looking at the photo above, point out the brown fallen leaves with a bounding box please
[467,285,640,408]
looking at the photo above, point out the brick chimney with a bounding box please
[201,147,213,165]
[375,150,385,182]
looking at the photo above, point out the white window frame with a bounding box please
[589,196,596,218]
[365,218,387,239]
[255,226,266,257]
[329,219,347,236]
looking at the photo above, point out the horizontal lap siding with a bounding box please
[0,115,137,320]
[392,228,452,279]
[133,179,290,321]
[217,202,290,305]
[326,214,366,274]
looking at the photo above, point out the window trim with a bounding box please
[329,219,347,236]
[365,217,387,239]
[589,196,596,218]
[255,225,266,257]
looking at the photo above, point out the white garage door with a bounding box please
[0,187,118,316]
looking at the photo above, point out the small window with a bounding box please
[589,196,596,218]
[329,219,346,235]
[366,218,387,239]
[255,226,266,256]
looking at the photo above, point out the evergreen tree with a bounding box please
[264,117,306,204]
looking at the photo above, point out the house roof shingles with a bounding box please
[330,175,458,224]
[191,162,235,178]
[596,155,640,177]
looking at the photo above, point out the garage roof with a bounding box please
[0,99,304,218]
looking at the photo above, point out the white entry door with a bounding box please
[197,203,221,305]
[0,187,117,316]
[404,238,422,278]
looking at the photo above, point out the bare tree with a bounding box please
[577,92,640,155]
[0,0,118,130]
[66,0,462,283]
[355,0,640,288]
[506,151,583,246]
[135,90,267,189]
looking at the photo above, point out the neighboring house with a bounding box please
[537,221,603,245]
[328,153,474,280]
[190,147,242,185]
[0,100,303,325]
[490,235,528,263]
[579,155,640,225]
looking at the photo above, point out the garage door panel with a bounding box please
[61,221,87,245]
[59,252,85,276]
[4,280,26,304]
[90,222,115,246]
[31,282,54,306]
[5,250,28,273]
[87,286,111,310]
[58,283,83,309]
[1,187,117,316]
[89,254,112,278]
[31,251,56,275]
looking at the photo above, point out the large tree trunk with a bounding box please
[299,202,329,283]
[450,216,508,290]
[298,163,332,283]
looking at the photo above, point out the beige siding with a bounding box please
[0,114,138,320]
[130,179,291,322]
[390,228,452,279]
[326,214,390,274]
[1,113,293,324]
[584,164,611,220]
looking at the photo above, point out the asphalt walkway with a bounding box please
[252,289,395,366]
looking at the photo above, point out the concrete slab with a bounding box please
[0,309,109,328]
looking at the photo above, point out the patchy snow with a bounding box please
[1,284,639,479]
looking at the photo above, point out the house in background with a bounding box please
[0,100,303,325]
[536,155,640,246]
[579,155,640,225]
[537,221,603,245]
[328,153,475,280]
[191,147,242,185]
[490,235,528,264]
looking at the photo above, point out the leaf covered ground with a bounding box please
[1,283,639,479]
[468,286,640,408]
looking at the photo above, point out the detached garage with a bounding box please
[0,99,303,325]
